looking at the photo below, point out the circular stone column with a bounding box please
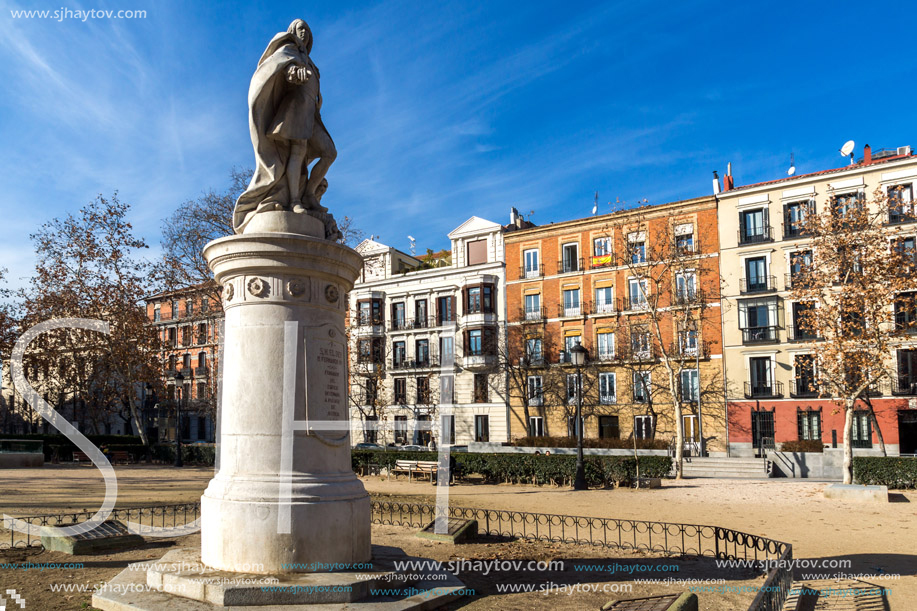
[201,230,370,573]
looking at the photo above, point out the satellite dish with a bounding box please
[787,152,796,176]
[840,140,855,157]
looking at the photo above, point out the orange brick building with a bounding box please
[503,196,726,453]
[144,284,221,442]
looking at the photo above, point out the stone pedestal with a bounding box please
[201,225,370,573]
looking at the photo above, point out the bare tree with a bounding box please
[790,187,912,483]
[18,195,161,449]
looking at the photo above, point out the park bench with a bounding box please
[391,459,439,482]
[72,451,90,464]
[111,450,131,464]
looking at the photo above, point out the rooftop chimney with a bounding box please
[863,144,872,164]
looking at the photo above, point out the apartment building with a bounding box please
[347,217,509,446]
[144,284,221,443]
[503,196,726,453]
[718,145,917,456]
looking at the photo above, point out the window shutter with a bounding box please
[451,296,457,321]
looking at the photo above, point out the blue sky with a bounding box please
[2,0,917,289]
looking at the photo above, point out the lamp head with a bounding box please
[570,342,588,366]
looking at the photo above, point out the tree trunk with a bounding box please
[864,399,887,456]
[843,401,854,484]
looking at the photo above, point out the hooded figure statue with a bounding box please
[233,19,340,239]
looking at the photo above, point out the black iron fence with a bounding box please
[2,502,201,550]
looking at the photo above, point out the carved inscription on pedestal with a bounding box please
[305,324,348,445]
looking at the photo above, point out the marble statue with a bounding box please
[234,19,340,240]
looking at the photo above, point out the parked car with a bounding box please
[354,442,384,451]
[399,445,425,452]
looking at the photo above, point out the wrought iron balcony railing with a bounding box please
[738,225,774,245]
[557,257,584,274]
[789,380,818,398]
[744,381,784,399]
[519,264,544,280]
[740,275,777,294]
[741,326,779,344]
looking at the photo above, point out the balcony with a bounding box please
[737,226,774,246]
[786,325,818,342]
[740,276,777,294]
[355,313,384,327]
[669,341,711,360]
[589,299,619,315]
[557,303,584,318]
[389,317,433,331]
[790,380,819,398]
[520,307,546,323]
[887,208,917,226]
[744,381,784,399]
[673,240,700,256]
[589,254,616,269]
[891,375,917,396]
[622,297,649,312]
[391,356,440,371]
[462,353,496,369]
[673,289,704,306]
[782,221,810,240]
[617,344,657,363]
[741,326,779,344]
[557,257,584,274]
[519,264,544,280]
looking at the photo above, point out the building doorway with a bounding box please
[751,409,775,457]
[899,410,917,455]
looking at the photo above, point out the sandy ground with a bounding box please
[0,465,913,609]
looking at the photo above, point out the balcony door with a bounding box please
[749,357,772,396]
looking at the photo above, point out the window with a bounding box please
[743,257,770,293]
[415,339,429,366]
[594,286,615,313]
[895,292,917,333]
[628,232,646,264]
[181,326,191,346]
[797,410,821,441]
[630,325,651,359]
[358,299,383,325]
[675,223,695,253]
[627,277,647,310]
[564,335,582,361]
[440,336,455,362]
[168,327,177,347]
[524,293,542,320]
[198,352,207,369]
[437,296,456,323]
[599,372,616,404]
[364,378,378,405]
[183,353,191,369]
[896,349,917,394]
[748,357,774,397]
[596,332,614,360]
[527,375,543,406]
[894,236,917,275]
[153,306,161,322]
[790,301,817,341]
[562,288,581,316]
[394,378,407,403]
[465,284,494,314]
[168,354,177,371]
[678,326,698,356]
[416,377,431,404]
[739,207,770,244]
[394,416,408,444]
[598,416,619,439]
[393,341,406,367]
[633,371,651,403]
[525,337,543,364]
[567,415,583,437]
[788,250,812,288]
[198,323,207,345]
[739,298,778,344]
[675,272,696,303]
[171,300,179,319]
[415,414,432,446]
[201,298,209,313]
[793,354,817,397]
[523,249,540,278]
[783,200,813,238]
[474,415,490,442]
[561,243,580,273]
[529,416,544,437]
[441,415,456,444]
[441,375,454,404]
[680,369,699,402]
[415,299,428,327]
[888,183,915,224]
[196,382,208,400]
[467,239,487,266]
[467,329,482,355]
[474,373,489,403]
[593,237,613,267]
[852,411,872,448]
[392,302,406,329]
[566,374,580,405]
[832,191,863,218]
[634,415,654,439]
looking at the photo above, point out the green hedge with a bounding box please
[352,450,672,487]
[0,434,144,461]
[779,440,824,453]
[512,436,669,450]
[854,456,917,489]
[152,444,217,465]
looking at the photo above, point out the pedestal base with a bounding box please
[92,547,467,610]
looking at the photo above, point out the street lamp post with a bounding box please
[570,342,588,490]
[174,371,184,468]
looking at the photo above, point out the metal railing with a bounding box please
[557,257,584,274]
[2,503,201,550]
[738,226,774,245]
[740,276,777,294]
[744,381,784,399]
[673,289,704,306]
[557,303,584,318]
[789,380,818,398]
[622,296,649,311]
[786,325,818,342]
[520,307,546,322]
[741,326,779,344]
[519,264,544,280]
[589,299,619,315]
[891,375,917,396]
